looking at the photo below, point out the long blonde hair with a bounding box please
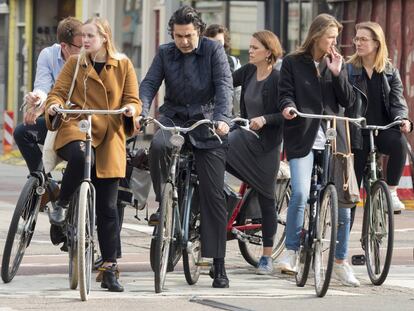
[80,17,119,64]
[347,21,390,73]
[295,14,342,56]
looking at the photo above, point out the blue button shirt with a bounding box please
[33,43,65,104]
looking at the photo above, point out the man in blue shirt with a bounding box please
[139,6,233,288]
[14,16,83,174]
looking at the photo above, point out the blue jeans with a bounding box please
[285,151,313,251]
[335,206,351,260]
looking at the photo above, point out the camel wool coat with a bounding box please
[45,53,142,178]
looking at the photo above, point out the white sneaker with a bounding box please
[390,190,405,213]
[333,262,360,287]
[275,250,298,273]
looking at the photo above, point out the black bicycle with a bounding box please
[144,117,222,293]
[292,109,365,297]
[1,171,59,283]
[354,120,403,285]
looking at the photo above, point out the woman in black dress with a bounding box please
[227,30,284,274]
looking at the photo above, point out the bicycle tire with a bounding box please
[77,182,95,301]
[154,182,174,293]
[314,184,338,297]
[364,180,393,285]
[183,185,201,285]
[295,205,312,287]
[238,184,290,267]
[68,192,79,290]
[1,176,40,283]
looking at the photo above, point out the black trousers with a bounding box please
[149,129,228,258]
[57,141,120,262]
[13,117,47,173]
[351,128,407,227]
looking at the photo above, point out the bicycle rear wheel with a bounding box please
[77,182,95,301]
[67,192,79,290]
[238,185,290,267]
[1,176,41,283]
[296,204,312,287]
[314,184,338,297]
[364,180,393,285]
[183,185,201,285]
[154,182,174,293]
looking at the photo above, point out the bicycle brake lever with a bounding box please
[209,127,223,144]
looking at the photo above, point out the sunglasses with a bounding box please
[68,42,82,49]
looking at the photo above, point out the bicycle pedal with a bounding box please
[351,254,365,265]
[196,261,211,267]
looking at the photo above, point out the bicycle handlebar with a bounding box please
[54,106,128,115]
[230,117,259,139]
[142,117,223,144]
[289,108,366,126]
[362,120,403,131]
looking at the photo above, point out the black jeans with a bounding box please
[13,117,48,173]
[149,129,228,258]
[57,141,120,262]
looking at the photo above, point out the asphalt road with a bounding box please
[0,161,414,310]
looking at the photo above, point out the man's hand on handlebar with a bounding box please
[215,121,230,136]
[282,107,297,120]
[249,116,266,131]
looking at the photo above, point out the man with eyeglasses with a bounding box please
[139,6,233,288]
[13,16,82,248]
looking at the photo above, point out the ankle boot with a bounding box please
[100,264,124,292]
[212,263,229,288]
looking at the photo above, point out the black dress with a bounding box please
[227,74,280,199]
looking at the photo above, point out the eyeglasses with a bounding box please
[352,36,374,44]
[68,42,82,49]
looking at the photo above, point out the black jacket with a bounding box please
[278,53,355,160]
[233,63,283,152]
[345,62,409,149]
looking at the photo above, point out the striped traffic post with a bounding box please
[3,111,14,154]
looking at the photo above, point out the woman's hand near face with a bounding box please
[326,46,342,77]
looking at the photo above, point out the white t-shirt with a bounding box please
[312,60,326,150]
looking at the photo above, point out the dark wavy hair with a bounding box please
[204,24,231,52]
[168,6,206,39]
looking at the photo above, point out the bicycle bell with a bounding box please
[170,133,185,147]
[78,119,90,133]
[326,127,337,140]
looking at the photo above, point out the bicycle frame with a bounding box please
[359,120,402,248]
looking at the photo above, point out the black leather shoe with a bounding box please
[48,200,69,226]
[50,224,66,245]
[148,212,160,226]
[100,264,124,292]
[212,263,229,288]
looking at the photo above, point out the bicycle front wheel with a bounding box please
[154,182,174,293]
[314,184,338,297]
[1,176,41,283]
[67,192,79,290]
[77,182,95,301]
[296,204,312,287]
[364,180,393,285]
[183,185,201,285]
